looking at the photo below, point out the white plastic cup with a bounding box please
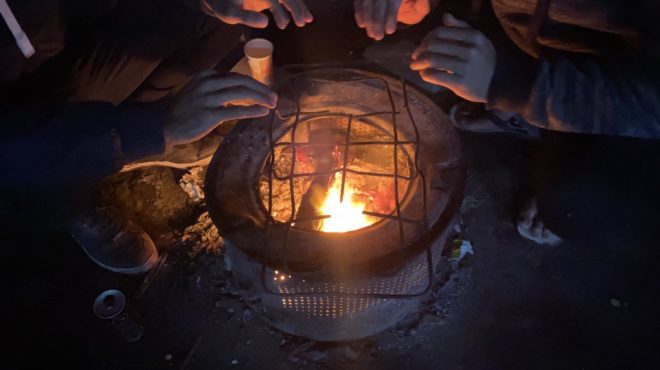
[244,38,274,86]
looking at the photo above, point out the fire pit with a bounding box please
[206,68,464,341]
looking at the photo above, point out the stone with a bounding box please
[242,308,253,322]
[343,347,360,360]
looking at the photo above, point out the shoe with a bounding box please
[69,211,159,274]
[448,101,541,139]
[121,125,228,172]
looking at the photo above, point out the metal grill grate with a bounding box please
[260,72,435,300]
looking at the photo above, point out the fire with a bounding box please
[320,175,372,232]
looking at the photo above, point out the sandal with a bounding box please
[448,101,541,139]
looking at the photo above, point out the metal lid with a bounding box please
[93,289,126,319]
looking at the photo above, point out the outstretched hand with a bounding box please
[410,13,496,103]
[354,0,430,40]
[201,0,313,29]
[165,71,277,146]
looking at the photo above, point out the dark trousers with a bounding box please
[534,132,660,244]
[19,3,244,105]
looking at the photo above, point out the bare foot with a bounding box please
[517,198,562,246]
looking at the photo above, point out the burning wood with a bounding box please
[260,119,409,232]
[319,173,372,232]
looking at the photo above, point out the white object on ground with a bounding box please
[449,240,474,263]
[178,167,206,203]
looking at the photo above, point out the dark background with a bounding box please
[2,1,660,369]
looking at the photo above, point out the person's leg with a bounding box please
[120,17,245,170]
[525,133,660,245]
[23,2,243,105]
[9,4,244,272]
[54,9,244,104]
[128,17,244,103]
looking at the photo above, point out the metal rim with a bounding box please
[205,67,465,275]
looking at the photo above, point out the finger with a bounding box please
[200,74,277,102]
[419,68,460,89]
[410,53,465,74]
[215,105,271,122]
[216,6,269,28]
[354,0,365,28]
[412,39,471,60]
[442,12,470,28]
[411,31,439,60]
[270,3,291,29]
[193,106,271,140]
[429,27,481,45]
[295,0,314,23]
[412,25,469,59]
[205,86,277,109]
[362,0,375,37]
[385,0,402,34]
[371,0,388,40]
[280,0,306,27]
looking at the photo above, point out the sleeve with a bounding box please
[486,51,660,139]
[0,101,166,189]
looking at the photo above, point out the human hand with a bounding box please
[410,13,496,103]
[201,0,313,29]
[354,0,430,40]
[165,71,277,146]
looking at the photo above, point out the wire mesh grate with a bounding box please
[261,72,433,299]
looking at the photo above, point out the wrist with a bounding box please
[486,51,537,112]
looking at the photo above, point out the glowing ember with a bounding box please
[320,175,373,233]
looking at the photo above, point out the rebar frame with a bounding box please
[260,72,433,299]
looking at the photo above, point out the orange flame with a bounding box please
[319,175,372,232]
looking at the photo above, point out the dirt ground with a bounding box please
[4,132,660,370]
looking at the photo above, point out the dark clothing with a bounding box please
[534,132,660,244]
[1,102,165,188]
[0,0,242,226]
[478,0,660,242]
[486,0,660,138]
[0,0,241,187]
